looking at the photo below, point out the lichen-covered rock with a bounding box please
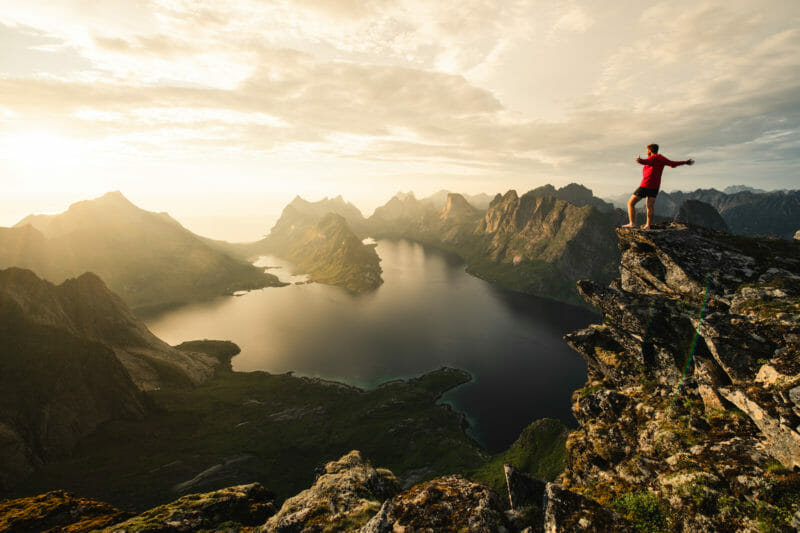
[105,483,274,532]
[561,223,800,531]
[0,490,131,533]
[258,450,397,532]
[360,475,511,533]
[543,483,635,532]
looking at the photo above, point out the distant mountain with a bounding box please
[273,195,368,237]
[1,192,283,312]
[663,189,800,239]
[369,185,623,304]
[0,267,231,489]
[232,197,382,292]
[420,190,493,211]
[723,184,765,194]
[526,183,615,213]
[673,200,729,232]
[366,192,439,237]
[279,213,383,292]
[606,187,800,239]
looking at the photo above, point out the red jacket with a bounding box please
[637,154,686,189]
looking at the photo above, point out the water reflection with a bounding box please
[145,239,596,452]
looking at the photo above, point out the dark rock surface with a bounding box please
[673,199,729,232]
[0,490,131,533]
[360,475,511,533]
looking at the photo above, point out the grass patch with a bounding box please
[11,368,484,512]
[612,491,670,533]
[469,418,568,501]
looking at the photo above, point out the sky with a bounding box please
[1,0,799,239]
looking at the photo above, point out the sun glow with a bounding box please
[0,130,85,171]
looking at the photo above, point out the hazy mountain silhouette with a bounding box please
[1,192,283,312]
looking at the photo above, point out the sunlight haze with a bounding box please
[2,0,799,237]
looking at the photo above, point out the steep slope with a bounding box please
[366,192,437,237]
[1,191,283,311]
[266,195,368,244]
[281,213,383,292]
[556,224,800,531]
[237,197,383,292]
[0,268,222,391]
[468,189,623,304]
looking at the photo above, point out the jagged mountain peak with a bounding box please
[440,193,478,221]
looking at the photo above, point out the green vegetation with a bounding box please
[13,367,483,512]
[612,491,670,533]
[175,340,241,371]
[470,418,569,499]
[274,213,383,292]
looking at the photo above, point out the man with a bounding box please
[622,143,694,229]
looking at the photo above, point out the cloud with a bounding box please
[1,0,799,196]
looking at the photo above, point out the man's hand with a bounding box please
[686,158,695,166]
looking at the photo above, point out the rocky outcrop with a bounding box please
[0,490,131,533]
[560,223,800,531]
[673,199,729,232]
[105,483,274,532]
[361,475,511,532]
[1,191,283,311]
[257,451,397,532]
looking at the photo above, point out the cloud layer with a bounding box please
[1,0,799,220]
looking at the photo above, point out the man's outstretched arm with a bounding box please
[664,157,695,167]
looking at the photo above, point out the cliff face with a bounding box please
[1,191,282,311]
[559,223,800,531]
[469,189,623,304]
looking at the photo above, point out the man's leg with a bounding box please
[623,195,641,227]
[643,197,656,229]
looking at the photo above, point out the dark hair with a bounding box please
[647,143,659,153]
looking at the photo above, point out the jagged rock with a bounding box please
[0,490,131,533]
[504,464,546,510]
[673,199,729,232]
[360,475,511,533]
[562,224,800,531]
[719,388,800,469]
[105,483,274,532]
[542,483,635,532]
[258,450,398,532]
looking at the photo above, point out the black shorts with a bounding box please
[633,187,659,198]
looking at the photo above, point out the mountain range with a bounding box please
[606,187,800,239]
[0,192,284,312]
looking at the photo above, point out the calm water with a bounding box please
[144,240,596,452]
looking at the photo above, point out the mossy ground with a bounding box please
[469,418,569,501]
[10,365,485,512]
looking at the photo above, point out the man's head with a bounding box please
[646,143,659,155]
